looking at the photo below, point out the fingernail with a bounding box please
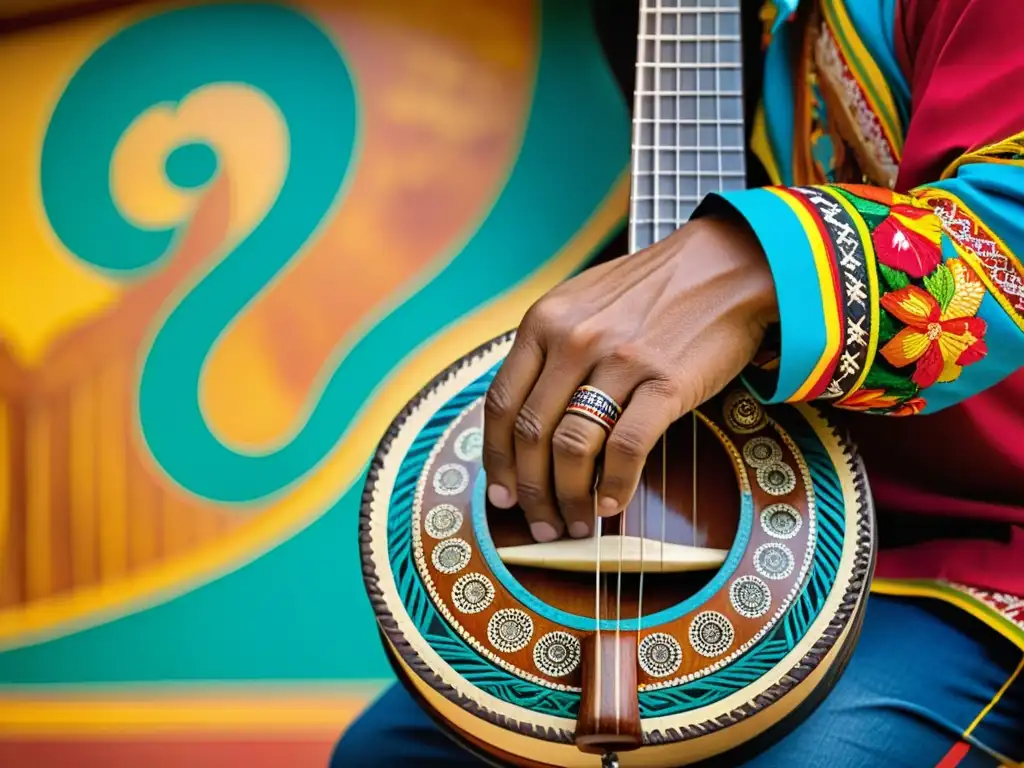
[568,521,590,539]
[488,484,514,508]
[599,497,620,515]
[530,522,559,542]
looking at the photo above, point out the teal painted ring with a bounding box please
[470,466,755,632]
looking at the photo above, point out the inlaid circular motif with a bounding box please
[742,436,783,468]
[723,389,768,434]
[433,463,470,496]
[756,461,797,496]
[729,574,773,619]
[689,611,735,658]
[423,504,464,540]
[754,542,795,580]
[487,609,534,654]
[453,427,484,461]
[760,503,802,539]
[532,631,581,678]
[638,632,683,678]
[451,572,495,614]
[430,538,471,575]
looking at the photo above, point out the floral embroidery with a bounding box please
[831,186,941,276]
[879,260,987,387]
[823,185,990,415]
[836,388,926,416]
[832,183,891,206]
[846,186,1024,331]
[871,203,943,278]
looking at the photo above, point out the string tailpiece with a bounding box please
[574,633,643,756]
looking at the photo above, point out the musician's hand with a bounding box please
[482,215,778,542]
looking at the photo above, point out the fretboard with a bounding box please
[629,0,747,253]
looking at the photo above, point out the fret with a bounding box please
[629,0,747,252]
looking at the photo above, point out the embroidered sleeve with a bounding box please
[694,173,1024,416]
[689,0,1024,416]
[692,173,1024,416]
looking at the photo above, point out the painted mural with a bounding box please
[0,0,629,763]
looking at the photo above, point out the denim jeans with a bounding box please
[332,596,1024,767]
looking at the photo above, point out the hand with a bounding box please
[481,215,778,542]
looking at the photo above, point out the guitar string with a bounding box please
[615,470,626,732]
[636,459,648,654]
[617,0,653,731]
[627,0,657,727]
[594,0,650,738]
[594,493,603,732]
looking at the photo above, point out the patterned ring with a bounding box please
[451,572,496,614]
[433,463,470,496]
[760,503,802,540]
[533,631,581,677]
[756,461,797,497]
[723,389,768,434]
[754,542,796,581]
[423,504,464,540]
[742,436,784,469]
[688,611,735,658]
[487,609,534,654]
[430,538,472,575]
[638,632,684,678]
[564,385,623,432]
[729,575,772,619]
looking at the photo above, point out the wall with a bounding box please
[0,1,629,764]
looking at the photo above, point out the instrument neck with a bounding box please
[629,0,748,253]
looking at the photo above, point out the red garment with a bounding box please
[854,375,1024,595]
[858,0,1024,598]
[709,0,1024,633]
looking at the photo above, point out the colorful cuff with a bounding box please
[693,185,877,405]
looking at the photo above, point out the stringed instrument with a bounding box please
[359,2,876,765]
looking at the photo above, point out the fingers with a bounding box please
[551,378,631,539]
[483,333,544,510]
[512,359,586,542]
[595,380,681,516]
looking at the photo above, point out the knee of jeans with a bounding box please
[330,714,375,767]
[329,724,362,765]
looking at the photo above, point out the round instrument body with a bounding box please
[360,333,875,767]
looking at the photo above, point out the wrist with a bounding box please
[683,214,780,328]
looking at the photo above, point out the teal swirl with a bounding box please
[41,0,628,504]
[41,4,354,275]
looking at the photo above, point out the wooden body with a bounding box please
[360,332,875,766]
